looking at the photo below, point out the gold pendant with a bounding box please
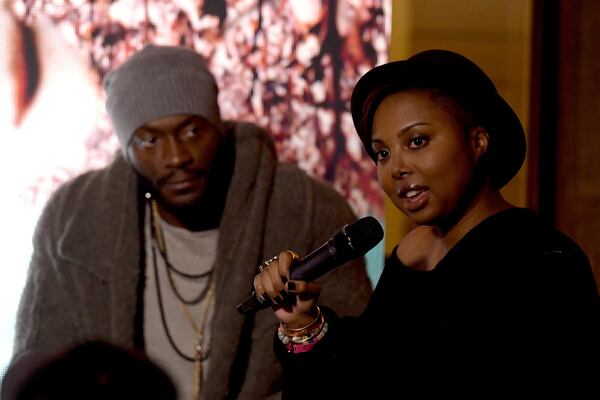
[193,336,202,400]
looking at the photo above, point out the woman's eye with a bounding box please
[374,149,389,162]
[408,136,428,149]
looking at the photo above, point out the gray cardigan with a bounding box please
[12,122,372,399]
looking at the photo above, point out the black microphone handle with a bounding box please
[235,290,268,315]
[236,239,338,315]
[235,216,384,315]
[290,239,337,281]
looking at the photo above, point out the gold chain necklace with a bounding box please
[149,196,216,400]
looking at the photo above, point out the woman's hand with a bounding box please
[253,250,321,329]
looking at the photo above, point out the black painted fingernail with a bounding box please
[274,295,284,304]
[263,296,273,306]
[281,275,288,284]
[286,281,296,292]
[279,290,293,302]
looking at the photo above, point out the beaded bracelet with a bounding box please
[278,313,324,344]
[277,307,328,353]
[279,321,328,353]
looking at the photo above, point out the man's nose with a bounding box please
[163,136,192,168]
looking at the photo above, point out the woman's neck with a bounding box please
[396,185,512,272]
[438,185,512,251]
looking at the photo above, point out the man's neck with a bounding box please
[156,197,224,232]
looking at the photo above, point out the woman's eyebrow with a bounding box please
[397,121,430,136]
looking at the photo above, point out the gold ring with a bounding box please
[258,264,269,272]
[258,255,279,272]
[286,250,300,261]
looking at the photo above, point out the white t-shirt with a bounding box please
[143,205,219,400]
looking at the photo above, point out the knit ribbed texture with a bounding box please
[103,45,222,151]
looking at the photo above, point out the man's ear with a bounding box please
[125,136,137,162]
[470,127,489,162]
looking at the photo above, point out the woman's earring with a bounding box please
[473,128,489,160]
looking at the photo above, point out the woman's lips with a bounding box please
[398,185,429,212]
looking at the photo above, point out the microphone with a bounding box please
[236,216,384,315]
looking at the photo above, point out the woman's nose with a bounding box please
[390,153,411,179]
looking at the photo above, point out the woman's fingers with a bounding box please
[254,249,321,314]
[253,250,321,325]
[285,279,320,295]
[252,274,269,303]
[274,250,299,280]
[286,280,321,307]
[276,279,320,319]
[254,250,300,304]
[268,250,300,303]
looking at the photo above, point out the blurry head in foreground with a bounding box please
[5,341,176,400]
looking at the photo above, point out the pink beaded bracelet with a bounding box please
[278,320,329,353]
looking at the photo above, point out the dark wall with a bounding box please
[530,0,600,287]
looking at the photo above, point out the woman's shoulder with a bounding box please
[464,208,593,285]
[477,207,586,257]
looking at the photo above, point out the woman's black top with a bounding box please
[277,208,600,398]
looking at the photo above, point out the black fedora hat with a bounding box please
[351,49,526,189]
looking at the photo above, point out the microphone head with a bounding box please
[332,216,384,261]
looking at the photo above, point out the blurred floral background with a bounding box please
[3,0,388,216]
[0,0,389,372]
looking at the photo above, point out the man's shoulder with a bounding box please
[225,120,355,220]
[49,155,130,202]
[275,163,349,205]
[270,163,357,241]
[226,120,277,154]
[39,155,135,231]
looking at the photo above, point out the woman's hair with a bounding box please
[422,88,476,131]
[361,84,479,145]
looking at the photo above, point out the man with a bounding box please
[10,45,371,400]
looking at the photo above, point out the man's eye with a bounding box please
[134,135,158,149]
[183,126,202,138]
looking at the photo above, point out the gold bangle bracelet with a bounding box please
[282,306,321,335]
[288,315,326,343]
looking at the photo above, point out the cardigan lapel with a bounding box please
[204,123,278,399]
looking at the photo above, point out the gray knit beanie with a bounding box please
[103,45,222,152]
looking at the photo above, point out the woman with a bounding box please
[253,50,600,397]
